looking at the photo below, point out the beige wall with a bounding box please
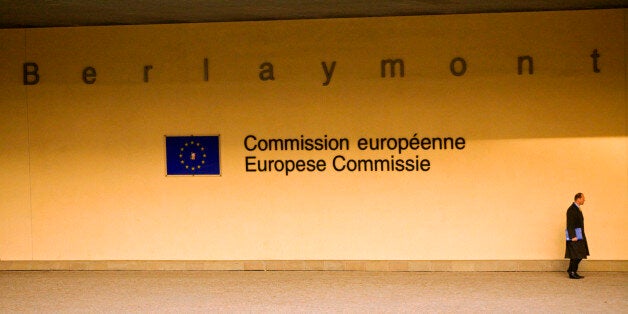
[1,9,626,261]
[1,29,31,260]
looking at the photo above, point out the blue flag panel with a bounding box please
[166,136,220,175]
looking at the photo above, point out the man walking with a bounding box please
[565,193,590,279]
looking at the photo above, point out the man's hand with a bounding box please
[571,237,578,242]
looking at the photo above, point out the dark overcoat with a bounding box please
[565,203,590,259]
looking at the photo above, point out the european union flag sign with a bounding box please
[166,135,220,175]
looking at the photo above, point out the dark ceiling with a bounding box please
[1,0,626,29]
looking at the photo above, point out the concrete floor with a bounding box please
[1,271,626,312]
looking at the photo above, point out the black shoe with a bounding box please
[568,272,581,279]
[574,273,584,279]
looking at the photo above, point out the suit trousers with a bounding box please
[568,258,582,273]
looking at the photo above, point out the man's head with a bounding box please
[574,193,585,206]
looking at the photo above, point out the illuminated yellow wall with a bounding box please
[1,9,626,261]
